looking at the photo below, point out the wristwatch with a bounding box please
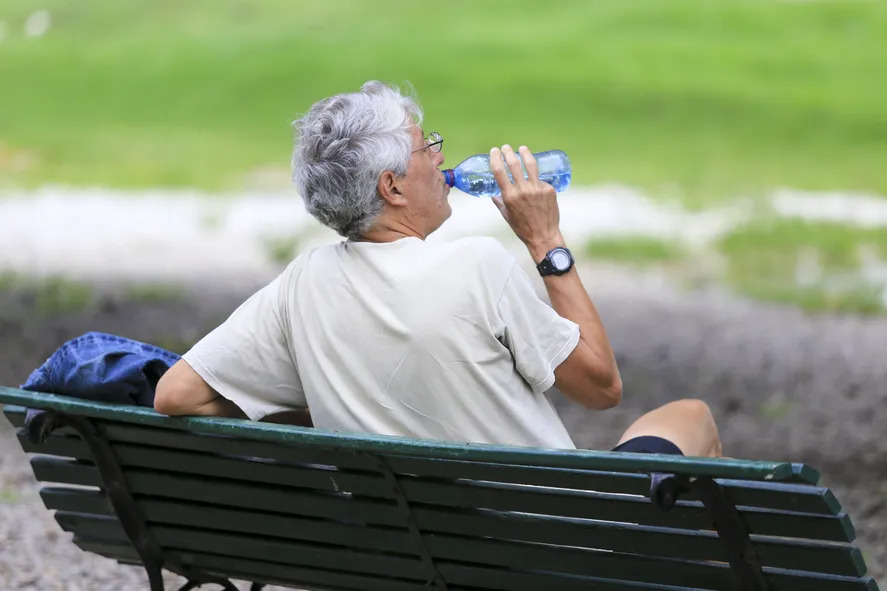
[536,247,575,277]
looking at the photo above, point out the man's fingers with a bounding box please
[501,144,526,186]
[489,147,512,195]
[519,145,539,182]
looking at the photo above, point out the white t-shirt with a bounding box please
[183,236,580,449]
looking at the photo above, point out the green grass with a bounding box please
[122,283,184,304]
[0,272,93,312]
[584,236,685,264]
[0,0,886,202]
[33,277,93,313]
[718,218,887,314]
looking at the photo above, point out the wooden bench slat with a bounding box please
[113,444,394,498]
[31,458,405,526]
[19,434,394,499]
[73,538,139,562]
[399,478,855,542]
[425,533,873,591]
[37,487,863,577]
[72,534,877,591]
[58,512,874,591]
[415,506,865,577]
[40,487,112,515]
[143,498,413,555]
[57,512,430,582]
[72,539,431,591]
[38,486,863,578]
[173,549,432,591]
[29,454,853,544]
[18,431,842,517]
[55,512,747,591]
[56,512,130,544]
[40,488,415,555]
[385,456,840,515]
[438,562,876,591]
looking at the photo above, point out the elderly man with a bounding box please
[155,81,721,457]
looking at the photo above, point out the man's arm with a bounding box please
[490,145,622,410]
[154,359,247,418]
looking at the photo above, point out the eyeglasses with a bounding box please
[412,131,443,153]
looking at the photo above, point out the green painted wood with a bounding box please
[72,531,877,591]
[152,525,429,581]
[58,512,429,582]
[56,512,130,543]
[97,421,376,471]
[398,478,855,542]
[30,455,853,542]
[415,507,865,577]
[16,429,842,518]
[38,483,862,577]
[384,456,840,515]
[16,432,92,460]
[31,458,403,525]
[422,533,873,591]
[32,456,864,580]
[436,562,877,591]
[112,444,393,498]
[58,512,758,591]
[39,487,111,516]
[789,463,822,485]
[75,539,432,591]
[74,538,140,563]
[138,498,413,555]
[173,550,432,591]
[0,390,800,481]
[37,486,862,577]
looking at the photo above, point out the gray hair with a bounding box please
[292,81,424,240]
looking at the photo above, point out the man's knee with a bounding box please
[673,398,715,424]
[673,398,721,456]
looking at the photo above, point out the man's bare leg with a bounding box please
[615,399,723,458]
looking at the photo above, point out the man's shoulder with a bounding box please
[438,236,516,264]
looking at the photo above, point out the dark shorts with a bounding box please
[612,435,683,456]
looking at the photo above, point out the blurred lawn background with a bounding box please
[1,0,886,312]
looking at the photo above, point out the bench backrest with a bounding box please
[0,387,879,591]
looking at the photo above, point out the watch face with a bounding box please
[551,249,572,271]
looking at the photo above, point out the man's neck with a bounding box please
[359,216,426,243]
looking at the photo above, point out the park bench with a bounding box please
[0,386,879,591]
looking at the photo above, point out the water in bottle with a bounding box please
[442,150,571,197]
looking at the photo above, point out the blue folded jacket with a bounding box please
[21,332,180,406]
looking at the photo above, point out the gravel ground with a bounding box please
[1,270,885,588]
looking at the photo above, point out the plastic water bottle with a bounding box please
[442,150,571,197]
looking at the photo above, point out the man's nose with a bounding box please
[434,151,445,167]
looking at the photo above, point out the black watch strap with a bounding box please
[536,247,574,277]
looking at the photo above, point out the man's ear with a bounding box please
[377,170,408,207]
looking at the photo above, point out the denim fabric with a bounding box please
[21,332,180,407]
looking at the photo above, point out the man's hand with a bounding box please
[489,145,564,261]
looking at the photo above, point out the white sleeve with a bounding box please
[182,274,306,420]
[496,264,580,394]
